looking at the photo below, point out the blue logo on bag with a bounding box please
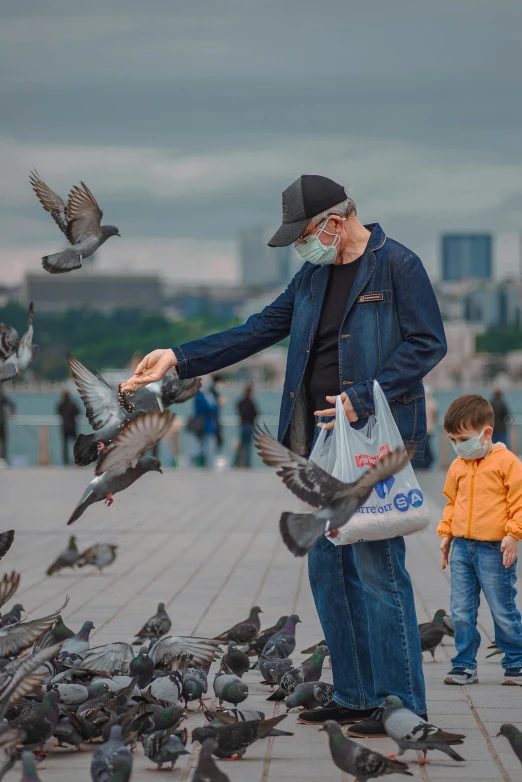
[374,476,395,499]
[393,493,410,512]
[408,488,424,508]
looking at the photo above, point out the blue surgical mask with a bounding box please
[452,429,488,460]
[295,221,341,265]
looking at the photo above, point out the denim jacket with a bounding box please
[173,224,447,459]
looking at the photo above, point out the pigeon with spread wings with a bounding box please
[67,411,172,525]
[29,170,120,274]
[253,425,410,556]
[0,302,38,382]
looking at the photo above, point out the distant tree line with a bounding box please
[0,303,240,381]
[476,327,522,356]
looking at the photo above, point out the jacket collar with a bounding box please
[365,223,386,251]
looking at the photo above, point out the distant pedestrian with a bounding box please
[193,380,219,469]
[0,389,15,465]
[210,374,226,450]
[491,388,511,447]
[235,385,259,468]
[56,390,80,466]
[419,385,438,469]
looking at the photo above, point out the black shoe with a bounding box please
[297,702,375,725]
[346,708,428,738]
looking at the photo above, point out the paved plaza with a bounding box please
[2,467,521,781]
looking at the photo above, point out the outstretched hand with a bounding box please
[120,349,178,392]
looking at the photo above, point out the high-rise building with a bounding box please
[239,226,293,288]
[441,234,492,281]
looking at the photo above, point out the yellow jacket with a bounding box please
[437,443,522,541]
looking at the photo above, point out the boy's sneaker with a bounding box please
[444,667,478,685]
[502,667,522,686]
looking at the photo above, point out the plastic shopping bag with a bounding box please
[309,380,430,545]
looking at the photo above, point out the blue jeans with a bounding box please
[308,535,426,715]
[450,537,522,670]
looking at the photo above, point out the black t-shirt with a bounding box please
[309,257,362,412]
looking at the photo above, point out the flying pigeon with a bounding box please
[191,714,292,759]
[30,170,120,274]
[220,643,250,678]
[0,598,69,659]
[149,635,222,670]
[243,615,288,656]
[382,695,466,764]
[262,614,301,659]
[213,673,248,708]
[142,728,188,770]
[266,645,329,701]
[0,302,38,382]
[133,602,171,644]
[285,681,334,711]
[0,531,14,562]
[321,720,412,781]
[253,425,410,556]
[192,737,230,782]
[214,606,263,644]
[77,543,118,571]
[66,411,172,524]
[91,725,133,782]
[497,724,522,763]
[46,535,80,575]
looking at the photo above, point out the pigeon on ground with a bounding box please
[243,615,288,656]
[0,600,68,659]
[33,615,75,654]
[442,614,454,637]
[221,643,250,678]
[205,709,265,724]
[148,674,183,705]
[267,645,329,701]
[129,646,155,689]
[301,639,326,654]
[0,531,14,562]
[382,695,466,764]
[149,635,221,670]
[53,713,86,751]
[321,720,412,780]
[0,603,25,629]
[0,303,38,383]
[77,543,118,572]
[67,411,172,525]
[497,724,522,763]
[50,682,104,706]
[58,621,94,663]
[182,664,209,710]
[133,602,171,644]
[142,728,188,770]
[46,535,80,576]
[486,642,502,659]
[30,171,120,275]
[253,425,410,556]
[91,725,132,782]
[262,614,301,659]
[214,607,263,644]
[213,673,248,707]
[0,572,20,611]
[21,750,42,781]
[258,656,293,685]
[192,737,230,782]
[419,609,447,663]
[3,690,60,753]
[192,714,292,759]
[285,681,334,711]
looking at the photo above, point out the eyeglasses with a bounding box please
[296,217,328,244]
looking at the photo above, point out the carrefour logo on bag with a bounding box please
[355,444,391,468]
[393,488,424,513]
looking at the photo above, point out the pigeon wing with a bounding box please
[76,544,100,566]
[96,411,173,477]
[29,170,69,237]
[0,362,18,382]
[0,643,62,719]
[344,448,411,503]
[161,375,202,405]
[67,353,125,432]
[0,325,19,363]
[253,425,346,506]
[66,181,103,244]
[0,598,69,658]
[0,531,14,562]
[0,572,20,609]
[81,642,134,674]
[150,636,221,668]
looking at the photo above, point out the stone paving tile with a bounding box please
[0,468,520,781]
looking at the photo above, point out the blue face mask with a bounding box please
[452,429,488,460]
[294,221,341,265]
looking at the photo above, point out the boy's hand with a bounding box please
[501,535,519,568]
[440,536,452,570]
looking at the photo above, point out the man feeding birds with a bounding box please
[122,174,446,736]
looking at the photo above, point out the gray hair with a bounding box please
[310,197,357,228]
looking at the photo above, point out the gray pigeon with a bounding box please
[285,681,334,711]
[0,603,25,628]
[67,411,172,524]
[205,709,265,724]
[182,664,208,709]
[192,737,230,782]
[258,656,293,685]
[191,714,292,759]
[419,609,447,662]
[21,749,42,781]
[213,673,248,707]
[0,600,68,659]
[53,713,85,751]
[148,673,183,704]
[221,643,250,678]
[149,635,221,670]
[133,602,171,643]
[262,614,301,658]
[129,646,154,688]
[267,645,329,701]
[0,303,37,383]
[486,642,502,659]
[321,720,412,780]
[142,728,188,770]
[77,543,118,572]
[497,724,522,763]
[243,615,288,656]
[33,615,75,654]
[30,171,120,274]
[382,695,466,763]
[214,606,263,644]
[253,426,410,556]
[46,535,80,575]
[58,620,94,662]
[4,690,60,752]
[91,725,132,782]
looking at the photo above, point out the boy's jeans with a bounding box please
[450,537,522,670]
[308,535,427,715]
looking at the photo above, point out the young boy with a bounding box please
[438,393,522,686]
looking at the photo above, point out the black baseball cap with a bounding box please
[268,174,347,247]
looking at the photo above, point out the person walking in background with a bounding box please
[56,389,79,466]
[0,388,15,466]
[235,385,259,468]
[491,388,511,447]
[418,384,438,469]
[193,379,219,469]
[210,374,226,451]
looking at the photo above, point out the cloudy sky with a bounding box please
[1,0,521,285]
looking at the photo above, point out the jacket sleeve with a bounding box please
[345,252,447,418]
[172,273,299,379]
[503,457,522,540]
[437,465,457,539]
